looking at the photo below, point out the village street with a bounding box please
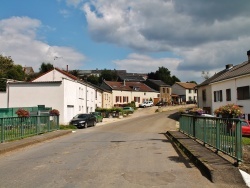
[0,107,221,188]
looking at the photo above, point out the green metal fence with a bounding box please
[179,114,242,163]
[0,106,52,118]
[0,115,59,142]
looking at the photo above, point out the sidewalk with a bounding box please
[166,130,248,187]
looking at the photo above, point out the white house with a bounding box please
[100,80,159,107]
[197,50,250,120]
[6,68,103,124]
[171,82,197,104]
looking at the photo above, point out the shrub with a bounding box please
[50,109,60,116]
[15,108,30,117]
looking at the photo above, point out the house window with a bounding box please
[194,89,197,93]
[95,91,97,99]
[116,96,120,102]
[157,94,160,98]
[134,97,140,103]
[167,88,170,93]
[226,89,231,101]
[214,90,223,102]
[163,88,165,93]
[189,89,192,93]
[202,89,206,101]
[237,86,250,100]
[123,96,128,103]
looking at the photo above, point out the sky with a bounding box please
[0,0,250,84]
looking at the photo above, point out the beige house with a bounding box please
[171,82,197,104]
[100,80,159,107]
[145,79,172,104]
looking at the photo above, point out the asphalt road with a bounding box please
[0,109,219,188]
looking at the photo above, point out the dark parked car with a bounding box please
[90,112,103,122]
[69,113,96,128]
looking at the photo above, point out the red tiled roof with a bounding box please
[104,81,156,92]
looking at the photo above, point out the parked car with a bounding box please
[69,113,96,128]
[90,112,103,122]
[139,101,154,108]
[122,107,134,114]
[241,120,250,136]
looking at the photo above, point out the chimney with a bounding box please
[66,65,68,72]
[225,64,233,69]
[123,80,126,86]
[247,50,250,61]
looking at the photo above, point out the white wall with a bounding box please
[34,69,74,82]
[0,92,7,108]
[8,82,64,122]
[211,75,250,118]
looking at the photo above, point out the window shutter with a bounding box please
[220,90,223,101]
[213,91,216,102]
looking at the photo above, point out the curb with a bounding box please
[0,130,72,155]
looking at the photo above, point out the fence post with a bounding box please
[1,118,4,143]
[192,116,196,138]
[235,121,242,166]
[215,119,220,153]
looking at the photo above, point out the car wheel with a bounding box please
[84,122,88,128]
[93,121,96,126]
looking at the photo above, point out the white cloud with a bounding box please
[0,16,85,72]
[113,53,180,73]
[83,0,250,75]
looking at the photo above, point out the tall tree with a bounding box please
[0,55,26,91]
[39,62,54,73]
[87,75,99,85]
[147,66,180,85]
[98,69,118,83]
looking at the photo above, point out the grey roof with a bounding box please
[198,61,250,87]
[147,79,170,87]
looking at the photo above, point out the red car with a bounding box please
[241,120,250,136]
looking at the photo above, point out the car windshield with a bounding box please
[74,114,88,119]
[123,107,130,109]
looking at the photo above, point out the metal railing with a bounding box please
[0,115,59,143]
[179,114,242,163]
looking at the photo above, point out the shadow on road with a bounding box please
[167,112,180,121]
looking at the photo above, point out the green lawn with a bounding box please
[242,137,250,145]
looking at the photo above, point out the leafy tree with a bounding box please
[87,75,99,85]
[0,55,26,91]
[186,81,197,84]
[147,66,180,85]
[39,62,54,73]
[98,69,118,83]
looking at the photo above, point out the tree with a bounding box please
[0,55,26,91]
[98,69,118,83]
[147,66,180,85]
[186,81,197,85]
[39,62,54,73]
[87,75,99,85]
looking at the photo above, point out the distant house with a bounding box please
[6,68,104,124]
[100,80,159,107]
[145,79,172,104]
[171,82,197,104]
[197,50,250,120]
